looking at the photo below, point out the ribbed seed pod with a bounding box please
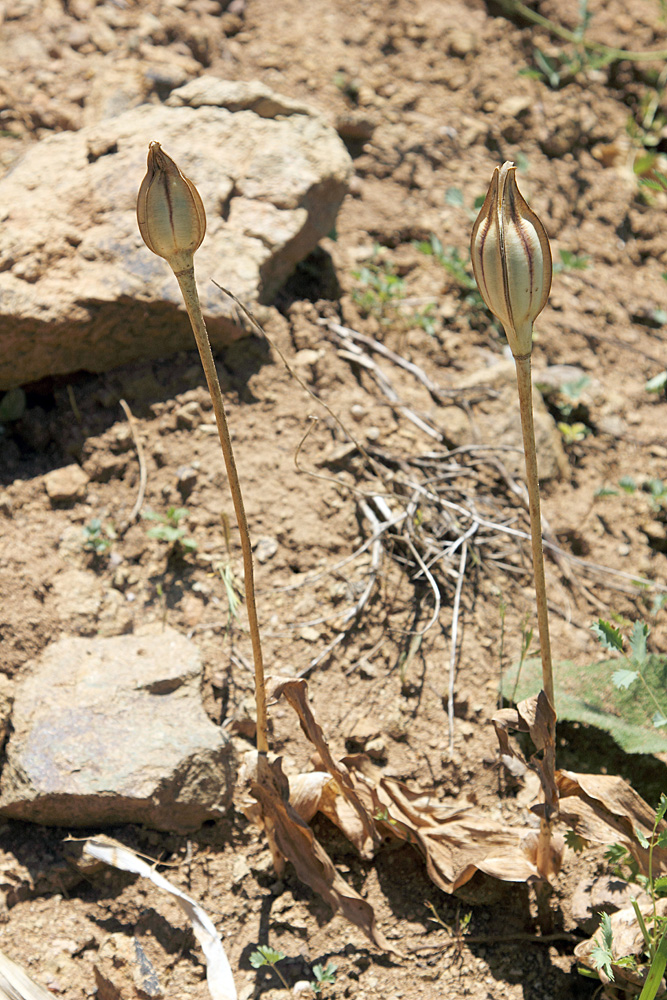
[470,162,552,357]
[136,141,206,271]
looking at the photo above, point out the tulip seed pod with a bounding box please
[137,141,206,272]
[470,161,552,357]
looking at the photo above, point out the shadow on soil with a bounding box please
[0,333,271,487]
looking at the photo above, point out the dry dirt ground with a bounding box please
[1,0,667,998]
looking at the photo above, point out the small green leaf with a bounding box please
[168,507,190,524]
[652,594,667,614]
[556,250,591,273]
[312,961,337,985]
[657,794,667,823]
[619,476,637,494]
[605,843,628,866]
[591,912,615,981]
[634,151,658,176]
[654,875,667,894]
[629,621,649,667]
[637,922,667,1000]
[148,524,183,543]
[533,47,561,88]
[591,620,624,653]
[645,478,667,501]
[615,956,639,969]
[444,187,464,207]
[635,828,650,849]
[595,486,619,497]
[653,711,667,728]
[561,375,591,399]
[249,945,286,969]
[646,371,667,393]
[612,668,639,690]
[565,830,587,852]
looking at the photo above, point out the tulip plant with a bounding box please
[137,142,269,755]
[471,161,557,874]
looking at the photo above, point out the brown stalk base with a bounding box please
[513,352,558,877]
[175,264,269,755]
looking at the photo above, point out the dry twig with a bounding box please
[118,398,147,532]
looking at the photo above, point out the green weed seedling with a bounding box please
[352,244,437,333]
[598,477,667,515]
[143,506,197,554]
[538,373,593,445]
[217,560,242,630]
[249,945,289,990]
[415,236,476,290]
[646,370,667,394]
[553,249,591,273]
[591,619,667,729]
[627,64,667,205]
[518,0,615,88]
[415,233,499,333]
[82,518,117,557]
[311,960,337,994]
[558,421,590,445]
[584,794,667,998]
[352,247,406,322]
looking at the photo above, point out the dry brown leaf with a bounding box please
[250,753,395,953]
[342,755,549,891]
[288,771,332,823]
[493,691,558,819]
[269,676,378,857]
[558,770,667,876]
[256,675,563,938]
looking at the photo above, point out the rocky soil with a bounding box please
[0,1,666,998]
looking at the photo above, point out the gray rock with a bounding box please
[0,80,352,388]
[0,628,235,831]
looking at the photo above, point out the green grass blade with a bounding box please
[637,923,667,1000]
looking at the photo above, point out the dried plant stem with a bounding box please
[513,354,554,710]
[514,352,557,879]
[174,263,268,755]
[119,398,147,531]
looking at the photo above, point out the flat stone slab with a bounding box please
[0,78,352,388]
[0,628,235,832]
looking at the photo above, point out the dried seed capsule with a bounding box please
[137,141,206,271]
[470,162,552,357]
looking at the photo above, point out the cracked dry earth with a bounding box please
[1,0,667,998]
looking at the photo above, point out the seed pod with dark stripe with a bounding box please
[137,141,206,271]
[470,162,552,357]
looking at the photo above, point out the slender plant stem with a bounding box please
[513,354,554,710]
[496,0,667,62]
[174,262,268,754]
[514,352,557,880]
[638,671,667,723]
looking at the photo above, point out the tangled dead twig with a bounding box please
[118,398,147,533]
